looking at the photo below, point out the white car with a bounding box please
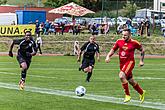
[117,17,128,25]
[160,19,165,27]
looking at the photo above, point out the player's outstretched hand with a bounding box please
[8,51,13,57]
[105,57,110,63]
[77,58,80,62]
[139,61,144,67]
[97,58,100,62]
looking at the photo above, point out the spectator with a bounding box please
[35,19,40,37]
[76,24,81,35]
[36,35,42,54]
[145,17,150,36]
[73,41,80,55]
[60,22,65,35]
[126,18,132,27]
[104,23,109,35]
[39,22,44,35]
[139,20,145,36]
[49,22,56,35]
[90,23,98,35]
[44,20,50,35]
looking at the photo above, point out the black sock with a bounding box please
[86,72,92,82]
[21,70,27,81]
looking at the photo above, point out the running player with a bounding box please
[77,35,100,82]
[9,31,37,90]
[105,28,146,103]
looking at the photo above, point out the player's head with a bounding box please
[122,28,131,42]
[25,31,32,41]
[89,35,96,43]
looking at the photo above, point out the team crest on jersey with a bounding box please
[29,43,32,47]
[94,47,96,50]
[122,46,128,51]
[121,51,126,56]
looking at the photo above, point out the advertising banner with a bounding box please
[0,24,36,36]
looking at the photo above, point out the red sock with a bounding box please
[122,83,130,96]
[133,83,143,95]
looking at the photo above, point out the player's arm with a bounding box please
[96,52,100,62]
[77,42,88,62]
[31,41,37,56]
[96,44,100,62]
[105,49,115,63]
[138,47,145,67]
[77,50,82,62]
[105,41,119,63]
[135,41,145,67]
[8,39,21,57]
[8,40,15,57]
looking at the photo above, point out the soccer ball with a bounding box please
[75,86,86,97]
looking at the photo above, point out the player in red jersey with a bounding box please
[105,28,146,103]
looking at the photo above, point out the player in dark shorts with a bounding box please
[8,31,37,90]
[77,35,100,82]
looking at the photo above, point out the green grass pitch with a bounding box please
[0,56,164,110]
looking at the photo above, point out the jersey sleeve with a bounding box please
[96,43,100,53]
[112,40,119,51]
[80,42,89,51]
[134,40,142,50]
[32,40,38,52]
[13,39,23,45]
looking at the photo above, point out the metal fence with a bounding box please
[1,40,165,55]
[100,1,153,17]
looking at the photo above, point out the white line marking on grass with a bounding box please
[0,82,164,110]
[136,77,165,80]
[0,68,165,71]
[1,71,165,81]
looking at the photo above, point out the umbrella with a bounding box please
[48,2,95,16]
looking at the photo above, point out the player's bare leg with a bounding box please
[119,71,131,103]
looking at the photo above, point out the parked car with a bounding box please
[54,17,72,25]
[160,19,165,27]
[90,17,115,27]
[117,17,128,25]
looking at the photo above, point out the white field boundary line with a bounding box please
[1,71,165,80]
[0,82,165,110]
[0,68,165,71]
[1,40,165,45]
[1,62,165,66]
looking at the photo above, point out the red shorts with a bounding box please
[120,60,135,80]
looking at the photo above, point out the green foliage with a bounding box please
[122,1,140,18]
[44,0,83,8]
[0,0,7,5]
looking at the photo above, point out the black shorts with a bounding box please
[17,55,31,69]
[81,58,95,70]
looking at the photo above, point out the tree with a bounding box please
[122,1,140,18]
[0,0,7,5]
[44,0,83,8]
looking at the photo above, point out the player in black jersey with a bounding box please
[77,35,100,82]
[9,31,37,90]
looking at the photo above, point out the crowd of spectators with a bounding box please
[34,19,111,36]
[117,17,151,37]
[34,17,152,37]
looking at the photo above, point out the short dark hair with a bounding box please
[122,28,131,33]
[25,31,31,35]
